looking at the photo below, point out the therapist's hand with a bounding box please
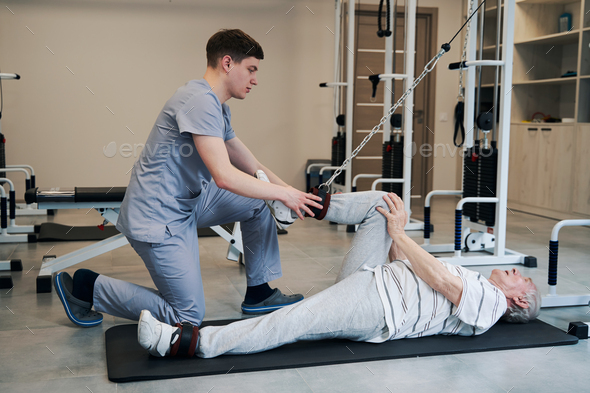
[281,187,323,220]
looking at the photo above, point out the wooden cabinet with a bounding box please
[508,124,539,204]
[504,0,589,219]
[573,124,590,215]
[535,125,574,211]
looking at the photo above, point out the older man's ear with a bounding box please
[512,296,530,309]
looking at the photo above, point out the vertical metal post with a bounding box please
[494,0,515,257]
[460,0,479,250]
[333,0,342,138]
[476,1,485,125]
[464,2,478,149]
[492,0,501,141]
[344,0,355,193]
[402,0,416,215]
[383,0,394,143]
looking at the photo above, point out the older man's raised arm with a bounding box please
[377,193,463,307]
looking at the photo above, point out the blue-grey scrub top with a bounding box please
[116,79,236,243]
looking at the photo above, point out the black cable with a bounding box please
[447,0,487,46]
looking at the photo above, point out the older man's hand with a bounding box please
[376,193,408,238]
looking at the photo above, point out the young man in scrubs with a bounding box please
[54,29,323,328]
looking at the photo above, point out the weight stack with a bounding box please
[381,137,403,196]
[478,144,498,227]
[331,132,346,185]
[462,143,479,222]
[462,141,498,226]
[331,135,339,167]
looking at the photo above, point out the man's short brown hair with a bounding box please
[206,29,264,68]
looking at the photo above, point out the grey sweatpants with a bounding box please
[197,191,393,358]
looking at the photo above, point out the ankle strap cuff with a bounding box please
[306,188,331,220]
[170,322,199,357]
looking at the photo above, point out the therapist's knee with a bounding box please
[246,199,270,222]
[174,298,206,326]
[176,305,205,326]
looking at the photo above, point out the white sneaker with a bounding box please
[255,170,298,230]
[137,309,179,357]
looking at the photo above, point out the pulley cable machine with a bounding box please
[0,72,46,219]
[317,0,424,231]
[312,0,348,190]
[420,0,537,267]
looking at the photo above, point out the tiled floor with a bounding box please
[1,196,589,392]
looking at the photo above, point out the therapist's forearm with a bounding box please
[215,166,287,201]
[257,163,289,188]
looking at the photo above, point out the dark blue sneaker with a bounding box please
[241,288,304,315]
[54,272,103,327]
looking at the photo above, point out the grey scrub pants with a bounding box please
[92,181,281,326]
[197,191,393,358]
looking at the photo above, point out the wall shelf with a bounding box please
[515,29,579,45]
[517,0,582,5]
[513,76,577,85]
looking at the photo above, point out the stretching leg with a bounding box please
[197,270,385,358]
[320,191,393,282]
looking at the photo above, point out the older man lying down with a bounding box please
[137,191,541,358]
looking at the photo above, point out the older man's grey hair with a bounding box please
[503,283,541,323]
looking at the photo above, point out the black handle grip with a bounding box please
[448,61,467,70]
[368,74,381,98]
[548,240,559,286]
[454,209,462,251]
[9,190,15,220]
[424,206,431,239]
[1,197,6,229]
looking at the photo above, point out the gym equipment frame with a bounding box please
[315,0,424,231]
[26,187,244,293]
[542,219,590,308]
[419,0,536,267]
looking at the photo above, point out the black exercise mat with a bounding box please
[105,318,578,383]
[36,223,120,241]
